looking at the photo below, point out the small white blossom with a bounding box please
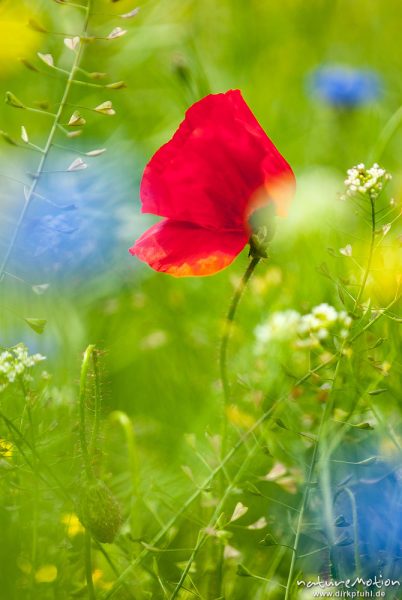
[312,303,338,324]
[343,162,391,199]
[255,304,353,354]
[0,344,46,392]
[340,244,352,257]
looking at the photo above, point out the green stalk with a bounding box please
[170,442,260,599]
[219,256,260,462]
[79,344,95,480]
[89,349,102,458]
[353,195,376,311]
[109,411,140,536]
[84,529,96,600]
[342,487,362,583]
[284,404,328,599]
[219,256,260,412]
[370,105,402,162]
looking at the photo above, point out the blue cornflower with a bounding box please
[303,454,402,586]
[2,151,138,284]
[308,65,382,107]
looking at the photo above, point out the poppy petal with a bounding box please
[140,90,294,231]
[129,219,247,277]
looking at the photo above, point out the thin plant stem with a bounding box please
[79,344,96,480]
[342,487,362,582]
[370,105,402,162]
[284,404,327,599]
[109,411,140,536]
[353,195,376,311]
[0,0,93,284]
[318,355,345,555]
[89,349,102,458]
[219,256,260,450]
[170,442,260,599]
[0,411,72,500]
[84,529,96,600]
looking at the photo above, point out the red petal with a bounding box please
[140,90,294,231]
[129,220,247,277]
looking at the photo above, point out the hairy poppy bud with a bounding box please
[79,480,122,543]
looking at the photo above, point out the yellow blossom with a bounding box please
[0,438,13,459]
[61,513,84,537]
[226,405,255,429]
[0,2,40,76]
[35,564,57,583]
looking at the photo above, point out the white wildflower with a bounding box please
[343,162,391,199]
[0,344,46,392]
[255,303,353,354]
[312,303,338,324]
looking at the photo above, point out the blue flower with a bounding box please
[1,149,140,285]
[303,453,402,585]
[308,65,382,107]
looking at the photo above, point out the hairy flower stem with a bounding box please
[0,0,92,284]
[353,195,376,311]
[89,349,102,459]
[79,344,97,599]
[219,256,260,452]
[79,344,96,480]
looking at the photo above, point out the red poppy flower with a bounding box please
[130,89,295,277]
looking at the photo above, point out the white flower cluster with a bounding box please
[343,163,391,199]
[255,303,352,353]
[0,344,46,392]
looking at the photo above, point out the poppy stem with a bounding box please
[219,255,260,451]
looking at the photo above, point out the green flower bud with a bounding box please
[79,480,122,543]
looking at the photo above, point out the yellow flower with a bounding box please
[92,569,113,591]
[35,564,57,583]
[61,513,84,537]
[0,1,40,77]
[226,405,255,429]
[0,438,13,459]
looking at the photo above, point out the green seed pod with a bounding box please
[79,480,122,543]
